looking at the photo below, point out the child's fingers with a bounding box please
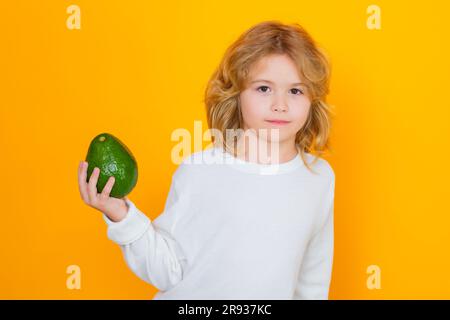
[87,166,100,202]
[78,161,89,203]
[100,176,115,198]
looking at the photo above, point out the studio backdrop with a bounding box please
[1,0,449,299]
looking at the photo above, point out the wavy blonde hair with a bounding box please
[204,20,334,174]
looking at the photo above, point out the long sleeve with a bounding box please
[102,173,188,292]
[293,178,335,300]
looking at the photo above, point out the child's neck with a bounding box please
[234,135,298,165]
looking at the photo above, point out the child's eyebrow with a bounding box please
[250,79,304,86]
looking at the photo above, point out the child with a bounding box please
[77,20,335,300]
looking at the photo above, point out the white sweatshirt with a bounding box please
[102,146,335,300]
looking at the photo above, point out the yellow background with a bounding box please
[1,0,449,299]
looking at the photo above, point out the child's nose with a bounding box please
[271,103,288,112]
[271,94,288,112]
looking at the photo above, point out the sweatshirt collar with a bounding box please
[211,146,303,175]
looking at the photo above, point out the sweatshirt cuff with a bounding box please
[102,198,151,245]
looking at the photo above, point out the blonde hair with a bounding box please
[204,20,334,174]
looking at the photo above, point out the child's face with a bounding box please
[239,53,311,147]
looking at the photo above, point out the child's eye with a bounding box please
[290,88,303,95]
[257,86,270,93]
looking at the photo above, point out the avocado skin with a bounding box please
[85,133,138,198]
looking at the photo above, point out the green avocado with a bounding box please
[85,133,138,198]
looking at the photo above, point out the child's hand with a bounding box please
[77,161,129,222]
